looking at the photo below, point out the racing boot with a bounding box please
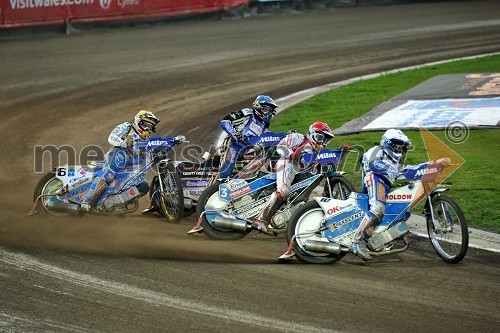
[253,192,283,236]
[81,177,107,213]
[252,218,275,236]
[349,213,380,261]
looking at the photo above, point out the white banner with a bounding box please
[362,97,500,129]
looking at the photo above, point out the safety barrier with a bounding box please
[0,0,250,28]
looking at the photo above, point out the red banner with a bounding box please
[1,0,249,27]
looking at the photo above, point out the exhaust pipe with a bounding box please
[304,240,342,255]
[183,198,194,210]
[212,216,250,231]
[46,202,81,214]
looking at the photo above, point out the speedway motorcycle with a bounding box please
[187,148,355,240]
[30,136,187,222]
[148,131,286,218]
[281,163,468,264]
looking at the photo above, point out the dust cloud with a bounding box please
[0,187,278,264]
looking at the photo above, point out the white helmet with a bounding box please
[380,129,410,162]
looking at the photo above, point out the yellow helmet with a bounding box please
[134,110,159,139]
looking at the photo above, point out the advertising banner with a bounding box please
[335,73,500,134]
[1,0,249,27]
[362,97,500,130]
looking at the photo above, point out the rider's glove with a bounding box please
[173,135,187,144]
[232,131,243,142]
[434,157,451,168]
[339,143,351,152]
[121,141,135,155]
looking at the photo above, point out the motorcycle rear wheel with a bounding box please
[195,181,251,240]
[33,171,83,217]
[427,195,468,264]
[287,201,346,264]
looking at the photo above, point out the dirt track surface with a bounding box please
[1,1,500,332]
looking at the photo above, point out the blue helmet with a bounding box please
[380,129,411,162]
[252,95,278,120]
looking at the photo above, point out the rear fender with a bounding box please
[53,165,93,189]
[313,196,359,219]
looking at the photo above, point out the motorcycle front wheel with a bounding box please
[195,181,251,240]
[152,164,184,223]
[323,175,355,200]
[287,201,346,264]
[427,195,468,264]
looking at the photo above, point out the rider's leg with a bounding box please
[254,158,296,234]
[349,173,387,261]
[218,144,240,178]
[349,212,380,261]
[82,148,123,211]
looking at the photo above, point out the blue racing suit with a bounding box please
[84,122,150,206]
[361,146,431,221]
[219,108,270,178]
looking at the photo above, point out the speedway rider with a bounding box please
[219,95,278,178]
[253,122,338,235]
[350,128,451,261]
[81,110,160,212]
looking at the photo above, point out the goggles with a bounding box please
[262,105,276,115]
[312,132,332,145]
[140,120,156,133]
[389,140,408,153]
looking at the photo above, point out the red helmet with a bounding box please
[307,122,334,151]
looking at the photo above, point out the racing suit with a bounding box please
[255,132,315,232]
[351,145,438,260]
[219,108,270,178]
[83,122,149,209]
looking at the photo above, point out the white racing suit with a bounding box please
[257,132,315,223]
[351,145,431,260]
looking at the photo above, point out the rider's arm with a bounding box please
[275,134,294,158]
[400,162,432,180]
[220,119,236,137]
[220,110,247,137]
[401,158,450,180]
[276,133,305,159]
[367,160,399,185]
[108,122,132,149]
